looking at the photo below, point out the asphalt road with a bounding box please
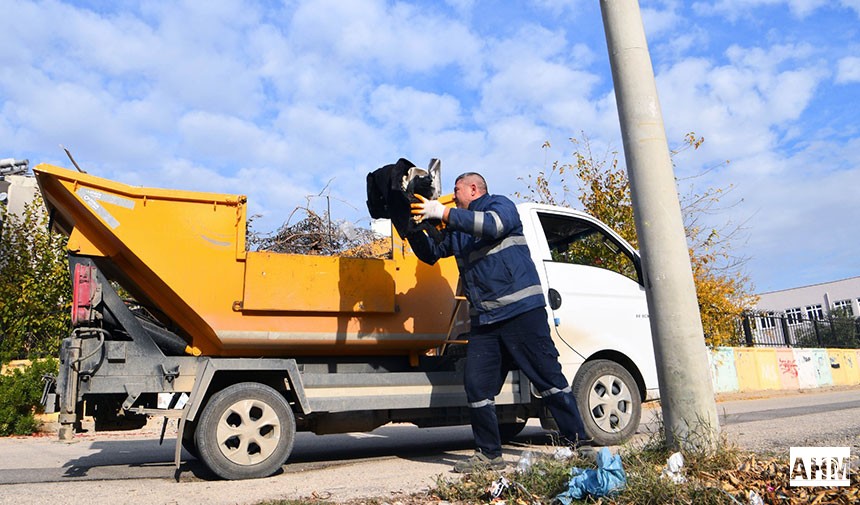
[0,386,858,505]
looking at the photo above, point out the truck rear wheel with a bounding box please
[572,360,641,446]
[195,382,296,480]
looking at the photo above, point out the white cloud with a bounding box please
[694,0,859,18]
[0,67,161,165]
[836,56,860,84]
[841,0,860,15]
[654,44,828,170]
[530,0,587,16]
[288,0,483,79]
[18,1,267,118]
[369,85,462,132]
[693,0,828,19]
[642,40,851,291]
[478,60,599,125]
[444,0,476,16]
[272,104,390,174]
[653,29,710,61]
[733,141,860,289]
[485,24,569,67]
[177,111,290,167]
[476,25,601,130]
[113,157,322,232]
[483,116,552,170]
[407,128,488,176]
[641,1,683,37]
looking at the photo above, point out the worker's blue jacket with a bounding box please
[410,193,546,327]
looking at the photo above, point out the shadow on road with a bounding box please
[57,438,216,481]
[4,423,623,484]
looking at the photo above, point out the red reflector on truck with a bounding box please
[72,264,97,326]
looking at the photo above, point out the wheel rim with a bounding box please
[587,373,633,433]
[215,398,281,465]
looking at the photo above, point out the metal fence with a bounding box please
[738,311,860,348]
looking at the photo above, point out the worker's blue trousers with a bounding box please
[465,307,589,458]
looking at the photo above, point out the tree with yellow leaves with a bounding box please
[517,134,756,346]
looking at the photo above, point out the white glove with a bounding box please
[411,194,445,223]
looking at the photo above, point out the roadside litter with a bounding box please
[554,447,627,503]
[748,489,764,505]
[516,451,535,474]
[488,476,511,499]
[661,451,687,484]
[553,447,574,460]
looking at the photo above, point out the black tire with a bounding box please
[572,359,641,446]
[498,421,527,442]
[195,382,296,480]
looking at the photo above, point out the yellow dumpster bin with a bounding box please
[35,164,459,358]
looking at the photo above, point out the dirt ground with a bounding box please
[1,385,857,505]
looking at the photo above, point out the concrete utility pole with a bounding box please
[599,0,720,449]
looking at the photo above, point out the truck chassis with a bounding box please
[44,256,538,479]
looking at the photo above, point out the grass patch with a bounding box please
[433,449,588,504]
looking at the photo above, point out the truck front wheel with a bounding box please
[195,382,296,480]
[572,360,641,446]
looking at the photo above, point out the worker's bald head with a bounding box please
[455,172,488,192]
[453,172,488,209]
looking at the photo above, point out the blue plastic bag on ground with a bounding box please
[555,447,627,504]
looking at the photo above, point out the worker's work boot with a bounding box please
[572,436,595,449]
[453,451,507,473]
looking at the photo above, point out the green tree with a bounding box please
[517,134,756,347]
[0,358,58,435]
[0,197,71,363]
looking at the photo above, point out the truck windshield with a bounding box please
[537,213,640,284]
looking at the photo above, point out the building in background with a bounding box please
[756,277,860,319]
[748,277,860,347]
[2,175,39,219]
[1,158,36,231]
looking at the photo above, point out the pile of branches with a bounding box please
[249,207,387,258]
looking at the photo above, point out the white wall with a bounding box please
[756,277,860,316]
[3,175,39,220]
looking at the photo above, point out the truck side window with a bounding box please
[538,213,640,284]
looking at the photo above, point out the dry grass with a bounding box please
[260,426,859,505]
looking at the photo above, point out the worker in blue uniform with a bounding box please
[409,172,592,473]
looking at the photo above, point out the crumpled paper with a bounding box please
[555,447,627,503]
[553,447,574,460]
[748,490,764,505]
[662,451,687,484]
[488,476,510,499]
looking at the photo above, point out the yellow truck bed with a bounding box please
[35,163,460,357]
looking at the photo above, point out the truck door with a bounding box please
[530,211,652,376]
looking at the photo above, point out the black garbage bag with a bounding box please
[366,158,442,242]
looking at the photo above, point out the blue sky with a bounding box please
[2,0,859,294]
